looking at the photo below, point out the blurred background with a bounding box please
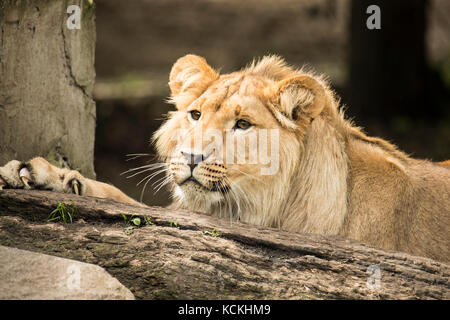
[92,0,450,206]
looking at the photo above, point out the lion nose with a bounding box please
[181,152,205,173]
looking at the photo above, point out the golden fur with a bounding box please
[0,157,143,206]
[153,54,450,262]
[1,54,448,262]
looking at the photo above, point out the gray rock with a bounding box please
[0,246,134,300]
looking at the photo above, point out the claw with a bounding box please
[19,167,32,189]
[72,180,80,195]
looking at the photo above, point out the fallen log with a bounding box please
[0,189,448,299]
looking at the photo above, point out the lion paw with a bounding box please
[0,157,86,195]
[0,160,24,189]
[61,170,87,195]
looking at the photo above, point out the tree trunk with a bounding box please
[0,189,448,299]
[0,0,96,178]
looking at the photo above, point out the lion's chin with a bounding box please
[173,182,224,212]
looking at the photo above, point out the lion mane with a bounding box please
[153,54,450,262]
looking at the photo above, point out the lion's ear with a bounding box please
[169,54,219,110]
[275,75,327,124]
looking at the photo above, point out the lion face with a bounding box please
[153,54,328,217]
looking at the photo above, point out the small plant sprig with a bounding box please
[121,213,153,235]
[203,227,220,237]
[47,201,75,223]
[169,220,180,228]
[121,213,153,226]
[144,216,153,226]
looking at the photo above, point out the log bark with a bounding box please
[0,189,448,299]
[0,0,96,178]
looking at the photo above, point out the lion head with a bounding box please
[153,54,345,229]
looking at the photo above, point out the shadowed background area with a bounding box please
[93,0,450,206]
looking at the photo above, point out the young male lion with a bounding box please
[1,55,449,262]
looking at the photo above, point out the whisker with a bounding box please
[125,153,153,161]
[218,177,234,224]
[120,163,166,175]
[127,152,159,159]
[223,182,234,223]
[225,176,250,221]
[140,176,153,203]
[151,174,169,187]
[216,179,227,217]
[125,166,164,179]
[126,153,152,157]
[154,175,173,194]
[139,172,168,202]
[226,184,234,225]
[136,168,168,186]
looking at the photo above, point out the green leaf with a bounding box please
[203,227,220,237]
[144,217,153,225]
[131,217,141,226]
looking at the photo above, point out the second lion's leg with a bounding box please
[0,157,145,207]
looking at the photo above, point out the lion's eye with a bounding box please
[234,119,252,130]
[189,110,201,121]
